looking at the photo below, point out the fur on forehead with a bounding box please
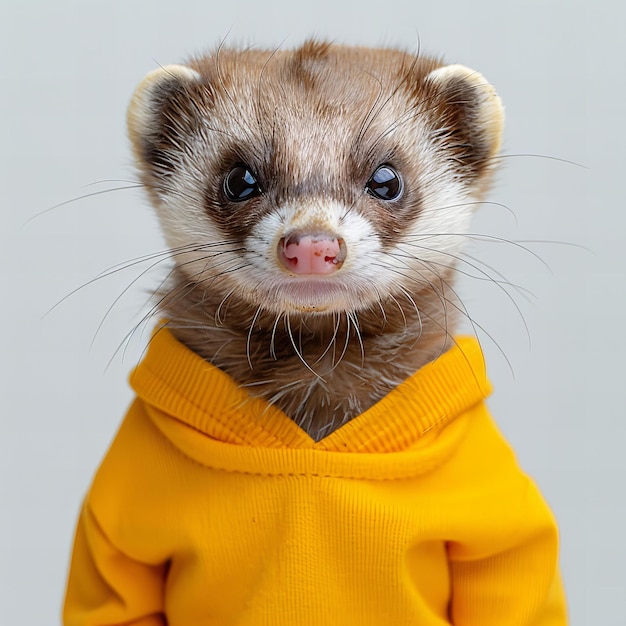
[127,41,504,192]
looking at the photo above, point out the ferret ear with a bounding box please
[424,64,504,182]
[127,64,202,173]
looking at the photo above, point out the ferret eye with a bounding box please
[224,164,260,201]
[365,165,403,201]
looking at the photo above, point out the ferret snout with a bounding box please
[278,233,346,275]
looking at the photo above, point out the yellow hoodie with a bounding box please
[63,328,567,625]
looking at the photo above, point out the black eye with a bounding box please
[365,165,403,201]
[223,164,260,201]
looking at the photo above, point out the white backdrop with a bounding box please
[1,0,622,624]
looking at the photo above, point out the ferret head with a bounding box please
[127,41,504,318]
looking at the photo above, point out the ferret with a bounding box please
[63,41,567,626]
[127,40,503,440]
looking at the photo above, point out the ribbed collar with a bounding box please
[129,326,491,457]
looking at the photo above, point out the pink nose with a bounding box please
[279,234,346,275]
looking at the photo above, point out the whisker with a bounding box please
[269,313,282,361]
[409,232,554,271]
[285,313,325,381]
[417,199,519,224]
[314,312,342,366]
[255,41,287,131]
[103,248,249,369]
[24,185,144,226]
[246,306,263,370]
[81,178,144,187]
[490,153,586,169]
[334,312,353,371]
[397,241,534,305]
[347,310,365,368]
[374,258,515,377]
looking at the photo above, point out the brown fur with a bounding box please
[127,41,504,440]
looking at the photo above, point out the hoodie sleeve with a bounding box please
[448,484,567,624]
[445,408,568,625]
[63,501,167,626]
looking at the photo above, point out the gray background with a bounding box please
[1,0,623,624]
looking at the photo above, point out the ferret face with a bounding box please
[127,41,503,316]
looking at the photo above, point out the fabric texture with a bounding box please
[63,327,567,625]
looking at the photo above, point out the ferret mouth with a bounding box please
[261,277,360,315]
